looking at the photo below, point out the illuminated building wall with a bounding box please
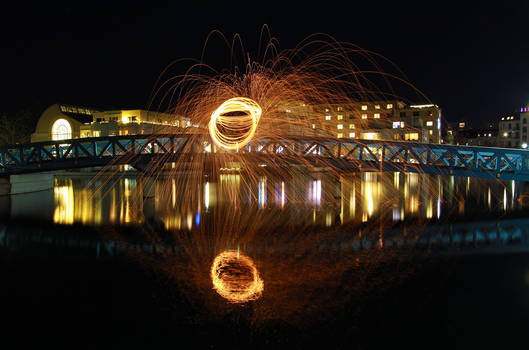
[31,102,442,144]
[497,112,529,148]
[311,101,441,143]
[31,104,191,142]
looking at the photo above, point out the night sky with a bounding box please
[2,1,529,127]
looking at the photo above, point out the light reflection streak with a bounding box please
[48,172,523,229]
[204,182,210,210]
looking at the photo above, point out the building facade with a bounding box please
[312,101,441,144]
[31,104,191,142]
[31,102,442,145]
[497,112,529,148]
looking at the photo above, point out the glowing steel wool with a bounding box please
[209,97,262,150]
[210,250,264,303]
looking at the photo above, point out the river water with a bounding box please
[1,170,528,348]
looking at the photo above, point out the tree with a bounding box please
[0,110,35,145]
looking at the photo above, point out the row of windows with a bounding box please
[96,116,119,122]
[335,132,420,140]
[324,104,394,113]
[361,104,393,110]
[325,113,435,122]
[499,119,527,130]
[325,113,381,120]
[60,105,97,115]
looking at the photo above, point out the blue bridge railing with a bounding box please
[1,134,529,180]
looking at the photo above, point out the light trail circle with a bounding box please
[208,97,262,150]
[210,250,264,303]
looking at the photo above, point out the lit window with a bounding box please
[337,133,343,138]
[337,124,343,129]
[459,122,465,128]
[337,107,343,111]
[337,115,343,120]
[400,121,405,128]
[429,130,433,135]
[375,105,380,109]
[374,113,380,119]
[426,121,433,127]
[405,133,419,141]
[387,104,393,109]
[312,124,316,129]
[51,119,72,141]
[361,114,368,119]
[361,105,368,110]
[325,108,329,112]
[325,115,332,120]
[392,121,400,129]
[349,124,355,129]
[93,130,101,137]
[349,132,355,138]
[363,132,376,140]
[285,109,291,113]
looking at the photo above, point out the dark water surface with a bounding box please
[1,171,529,348]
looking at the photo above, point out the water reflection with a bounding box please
[52,177,143,225]
[2,172,527,228]
[210,250,264,303]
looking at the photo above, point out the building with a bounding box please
[31,101,442,145]
[497,112,529,148]
[31,104,191,142]
[453,128,498,147]
[312,101,441,143]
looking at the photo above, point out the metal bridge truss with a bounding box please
[1,134,529,180]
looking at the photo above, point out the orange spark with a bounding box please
[210,249,264,303]
[209,97,262,150]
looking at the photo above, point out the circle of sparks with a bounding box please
[210,250,264,303]
[209,97,262,150]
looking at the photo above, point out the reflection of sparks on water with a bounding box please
[210,250,264,303]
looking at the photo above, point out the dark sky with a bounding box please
[2,1,529,127]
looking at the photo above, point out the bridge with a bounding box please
[1,134,529,181]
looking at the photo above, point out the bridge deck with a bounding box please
[1,134,529,180]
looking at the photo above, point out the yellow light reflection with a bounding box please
[53,181,74,224]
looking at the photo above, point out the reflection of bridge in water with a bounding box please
[1,218,528,258]
[1,134,529,180]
